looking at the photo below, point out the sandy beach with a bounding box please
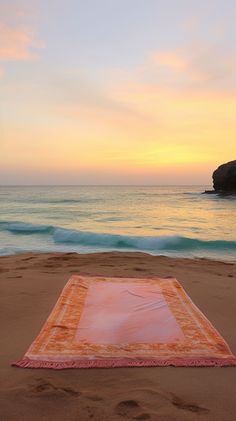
[0,251,236,421]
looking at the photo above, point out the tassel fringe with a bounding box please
[12,356,236,370]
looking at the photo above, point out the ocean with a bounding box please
[0,185,235,261]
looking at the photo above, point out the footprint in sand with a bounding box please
[171,394,209,414]
[115,400,151,419]
[43,263,58,268]
[28,378,81,398]
[22,257,35,261]
[133,267,147,272]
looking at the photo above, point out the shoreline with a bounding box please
[1,251,236,420]
[1,249,235,264]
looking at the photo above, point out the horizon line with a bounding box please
[0,184,211,187]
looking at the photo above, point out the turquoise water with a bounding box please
[0,186,235,261]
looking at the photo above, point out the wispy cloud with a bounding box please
[151,51,187,71]
[0,23,44,61]
[48,71,152,131]
[145,44,236,92]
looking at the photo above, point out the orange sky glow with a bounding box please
[0,1,235,184]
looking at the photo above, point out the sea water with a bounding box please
[0,185,235,261]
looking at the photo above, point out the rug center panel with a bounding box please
[75,281,185,344]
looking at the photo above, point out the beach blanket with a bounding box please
[13,275,236,369]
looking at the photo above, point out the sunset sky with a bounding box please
[0,0,236,185]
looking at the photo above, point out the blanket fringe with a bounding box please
[12,356,236,369]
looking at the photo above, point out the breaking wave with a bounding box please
[1,221,236,253]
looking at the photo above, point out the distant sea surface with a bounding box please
[0,186,235,261]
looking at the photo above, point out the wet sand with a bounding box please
[0,251,236,421]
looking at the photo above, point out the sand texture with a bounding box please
[0,252,236,421]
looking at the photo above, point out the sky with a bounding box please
[0,0,236,185]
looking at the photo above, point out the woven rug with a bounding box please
[13,275,236,369]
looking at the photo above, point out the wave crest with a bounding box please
[0,222,53,234]
[1,221,236,253]
[53,228,236,251]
